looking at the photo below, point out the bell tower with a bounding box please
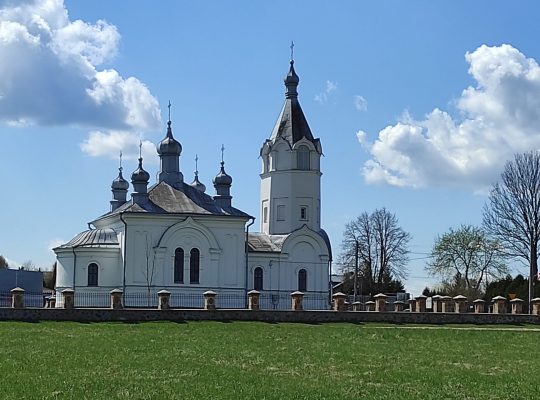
[259,56,323,235]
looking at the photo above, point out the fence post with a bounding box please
[11,287,25,309]
[453,295,467,313]
[374,293,387,312]
[203,290,217,310]
[531,298,540,315]
[62,289,75,309]
[408,298,416,312]
[394,300,405,312]
[432,295,442,312]
[290,291,304,311]
[110,289,123,310]
[49,296,56,308]
[492,296,506,314]
[510,298,524,314]
[415,295,427,312]
[247,290,260,310]
[157,290,170,310]
[352,301,363,311]
[332,292,347,311]
[473,299,485,314]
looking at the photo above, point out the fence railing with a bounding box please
[0,292,45,308]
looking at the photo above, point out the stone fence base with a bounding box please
[1,308,539,325]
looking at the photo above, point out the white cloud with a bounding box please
[81,131,157,163]
[4,257,21,269]
[48,238,65,251]
[360,44,540,191]
[314,80,337,103]
[0,0,161,159]
[354,95,368,111]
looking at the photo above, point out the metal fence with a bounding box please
[0,291,46,308]
[1,290,332,310]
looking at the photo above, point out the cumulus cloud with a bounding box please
[0,0,161,159]
[359,44,540,191]
[314,80,337,103]
[354,95,368,111]
[81,131,157,163]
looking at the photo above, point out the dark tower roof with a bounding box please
[111,167,129,190]
[131,157,150,184]
[213,161,232,187]
[269,60,318,147]
[157,121,182,156]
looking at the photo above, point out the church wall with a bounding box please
[55,247,122,291]
[122,215,248,292]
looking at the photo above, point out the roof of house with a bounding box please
[57,228,119,249]
[99,181,252,220]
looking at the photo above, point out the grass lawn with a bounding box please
[1,321,539,399]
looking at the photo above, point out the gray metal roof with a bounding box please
[269,62,320,147]
[101,181,252,219]
[247,233,288,253]
[58,228,119,249]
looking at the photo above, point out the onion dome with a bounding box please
[131,157,150,184]
[111,167,129,190]
[284,60,299,99]
[190,171,206,193]
[213,161,232,186]
[157,121,182,156]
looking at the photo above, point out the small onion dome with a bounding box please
[157,121,182,156]
[111,168,129,190]
[190,172,206,193]
[131,157,150,183]
[284,60,299,85]
[213,161,232,186]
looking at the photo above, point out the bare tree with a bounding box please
[340,208,411,294]
[426,225,508,297]
[483,151,540,311]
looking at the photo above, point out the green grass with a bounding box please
[1,321,540,399]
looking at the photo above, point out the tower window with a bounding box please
[300,206,308,221]
[277,205,285,221]
[264,156,270,173]
[87,263,98,287]
[190,248,200,284]
[254,267,263,291]
[263,206,268,223]
[298,269,307,292]
[174,248,184,284]
[297,146,310,170]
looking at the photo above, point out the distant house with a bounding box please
[0,268,44,307]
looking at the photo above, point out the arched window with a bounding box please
[190,248,200,284]
[254,267,263,291]
[298,269,307,292]
[174,248,184,284]
[297,146,310,170]
[87,263,98,286]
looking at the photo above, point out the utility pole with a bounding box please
[354,239,359,302]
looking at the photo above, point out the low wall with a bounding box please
[1,308,539,325]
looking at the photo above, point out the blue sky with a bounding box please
[2,0,540,295]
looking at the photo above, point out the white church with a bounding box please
[54,59,332,309]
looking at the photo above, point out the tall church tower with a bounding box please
[259,59,323,235]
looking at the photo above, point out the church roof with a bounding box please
[57,228,119,249]
[269,61,320,147]
[248,228,332,260]
[100,181,251,219]
[247,232,288,252]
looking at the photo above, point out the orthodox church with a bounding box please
[54,58,332,309]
